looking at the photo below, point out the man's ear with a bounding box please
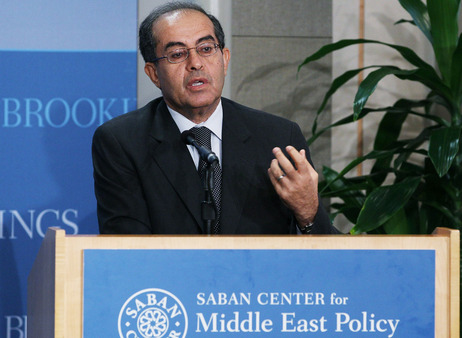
[144,62,161,89]
[222,48,230,76]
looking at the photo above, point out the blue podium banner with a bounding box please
[83,249,435,337]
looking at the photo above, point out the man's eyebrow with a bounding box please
[164,35,216,51]
[196,35,216,45]
[164,41,187,51]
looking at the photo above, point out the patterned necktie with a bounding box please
[190,127,221,234]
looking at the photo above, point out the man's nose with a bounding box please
[186,48,204,70]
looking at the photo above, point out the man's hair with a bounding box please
[139,1,225,63]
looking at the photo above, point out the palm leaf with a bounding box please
[362,103,449,126]
[427,0,461,84]
[320,146,412,193]
[351,176,421,234]
[310,66,375,136]
[353,67,418,119]
[307,109,368,146]
[450,34,462,104]
[383,208,414,234]
[321,166,365,209]
[370,110,408,186]
[354,66,454,119]
[399,0,432,42]
[299,39,438,74]
[428,126,461,177]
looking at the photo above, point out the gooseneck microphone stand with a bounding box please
[180,130,219,235]
[202,164,217,235]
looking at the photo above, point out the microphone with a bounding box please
[181,130,219,165]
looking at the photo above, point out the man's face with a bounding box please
[145,10,230,121]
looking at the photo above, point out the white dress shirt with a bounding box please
[167,101,223,169]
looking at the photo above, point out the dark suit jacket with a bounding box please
[92,97,337,235]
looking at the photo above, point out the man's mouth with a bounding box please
[188,76,208,88]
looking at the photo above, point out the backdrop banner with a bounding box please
[0,1,137,336]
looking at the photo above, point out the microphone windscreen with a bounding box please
[181,130,195,145]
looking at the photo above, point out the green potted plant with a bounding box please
[299,0,461,235]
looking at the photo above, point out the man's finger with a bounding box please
[285,146,312,174]
[272,147,297,176]
[269,158,286,183]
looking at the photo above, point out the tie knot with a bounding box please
[190,127,212,148]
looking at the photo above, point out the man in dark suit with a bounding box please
[92,2,338,235]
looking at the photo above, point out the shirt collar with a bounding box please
[167,101,223,141]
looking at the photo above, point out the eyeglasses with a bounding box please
[152,42,221,64]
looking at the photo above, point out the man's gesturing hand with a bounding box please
[268,146,319,226]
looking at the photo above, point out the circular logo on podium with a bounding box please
[118,288,188,337]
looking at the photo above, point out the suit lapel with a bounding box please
[148,101,204,231]
[220,103,256,234]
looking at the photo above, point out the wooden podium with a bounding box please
[28,227,459,337]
